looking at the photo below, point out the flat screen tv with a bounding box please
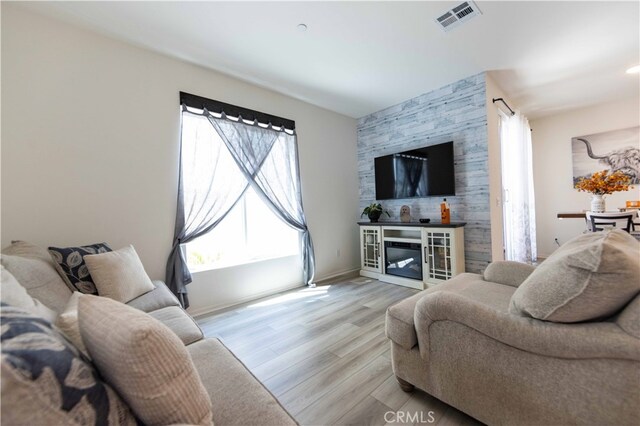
[374,141,455,200]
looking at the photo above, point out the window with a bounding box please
[185,174,300,270]
[187,186,300,270]
[170,93,314,300]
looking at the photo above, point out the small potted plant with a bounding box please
[361,203,390,223]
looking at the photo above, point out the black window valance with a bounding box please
[180,91,296,130]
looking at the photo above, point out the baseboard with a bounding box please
[314,267,360,285]
[188,281,304,318]
[189,266,361,319]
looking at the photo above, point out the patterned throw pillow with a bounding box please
[48,243,112,294]
[0,303,136,425]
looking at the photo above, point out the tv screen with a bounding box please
[374,142,455,200]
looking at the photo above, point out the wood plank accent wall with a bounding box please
[357,73,490,273]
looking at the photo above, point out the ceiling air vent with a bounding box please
[435,1,482,32]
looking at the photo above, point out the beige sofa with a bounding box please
[1,241,296,426]
[386,233,640,425]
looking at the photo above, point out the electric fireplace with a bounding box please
[384,241,423,281]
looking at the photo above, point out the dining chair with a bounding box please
[587,212,634,233]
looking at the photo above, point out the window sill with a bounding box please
[188,253,300,274]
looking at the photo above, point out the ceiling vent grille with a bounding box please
[435,1,482,32]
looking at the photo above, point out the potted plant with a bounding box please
[361,203,390,223]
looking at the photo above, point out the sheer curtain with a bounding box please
[207,113,315,287]
[500,111,537,263]
[166,106,315,307]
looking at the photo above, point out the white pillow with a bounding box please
[0,265,56,321]
[84,245,155,303]
[55,292,90,358]
[78,294,213,425]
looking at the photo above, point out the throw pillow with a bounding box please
[84,245,155,303]
[48,243,112,294]
[78,294,213,425]
[1,265,56,322]
[1,240,72,313]
[509,229,640,322]
[0,303,136,426]
[55,291,89,358]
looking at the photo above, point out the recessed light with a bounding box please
[297,23,308,32]
[626,65,640,74]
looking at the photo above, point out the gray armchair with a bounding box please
[386,258,640,425]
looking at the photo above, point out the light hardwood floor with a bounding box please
[196,277,483,426]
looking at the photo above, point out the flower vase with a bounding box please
[590,194,605,213]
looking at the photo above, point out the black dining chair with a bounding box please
[588,213,634,233]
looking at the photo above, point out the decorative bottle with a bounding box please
[441,198,451,224]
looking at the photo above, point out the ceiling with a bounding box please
[17,1,640,119]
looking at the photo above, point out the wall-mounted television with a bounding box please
[374,141,455,200]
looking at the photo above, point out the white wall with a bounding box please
[531,97,640,258]
[1,4,360,314]
[484,73,509,262]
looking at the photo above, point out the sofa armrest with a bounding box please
[483,261,535,287]
[414,291,640,362]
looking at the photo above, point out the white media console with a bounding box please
[358,222,465,290]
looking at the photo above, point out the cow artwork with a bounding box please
[571,126,640,185]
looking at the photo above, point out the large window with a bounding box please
[168,93,315,306]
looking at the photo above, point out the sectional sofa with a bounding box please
[1,240,297,425]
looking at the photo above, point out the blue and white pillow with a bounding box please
[48,243,112,294]
[0,304,136,425]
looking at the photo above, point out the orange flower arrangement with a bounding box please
[574,170,631,195]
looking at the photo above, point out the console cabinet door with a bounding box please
[360,226,382,273]
[421,228,464,284]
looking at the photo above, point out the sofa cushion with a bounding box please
[78,295,213,425]
[386,273,515,349]
[148,306,203,345]
[1,265,56,322]
[55,292,89,358]
[48,242,112,294]
[510,230,640,323]
[0,304,136,426]
[84,245,155,303]
[1,241,72,313]
[188,338,297,426]
[127,280,181,312]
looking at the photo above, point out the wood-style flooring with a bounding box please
[195,277,483,426]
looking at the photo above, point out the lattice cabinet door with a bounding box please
[360,226,382,273]
[422,227,465,284]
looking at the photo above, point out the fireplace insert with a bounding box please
[384,241,423,281]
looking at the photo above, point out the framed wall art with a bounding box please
[571,126,640,185]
